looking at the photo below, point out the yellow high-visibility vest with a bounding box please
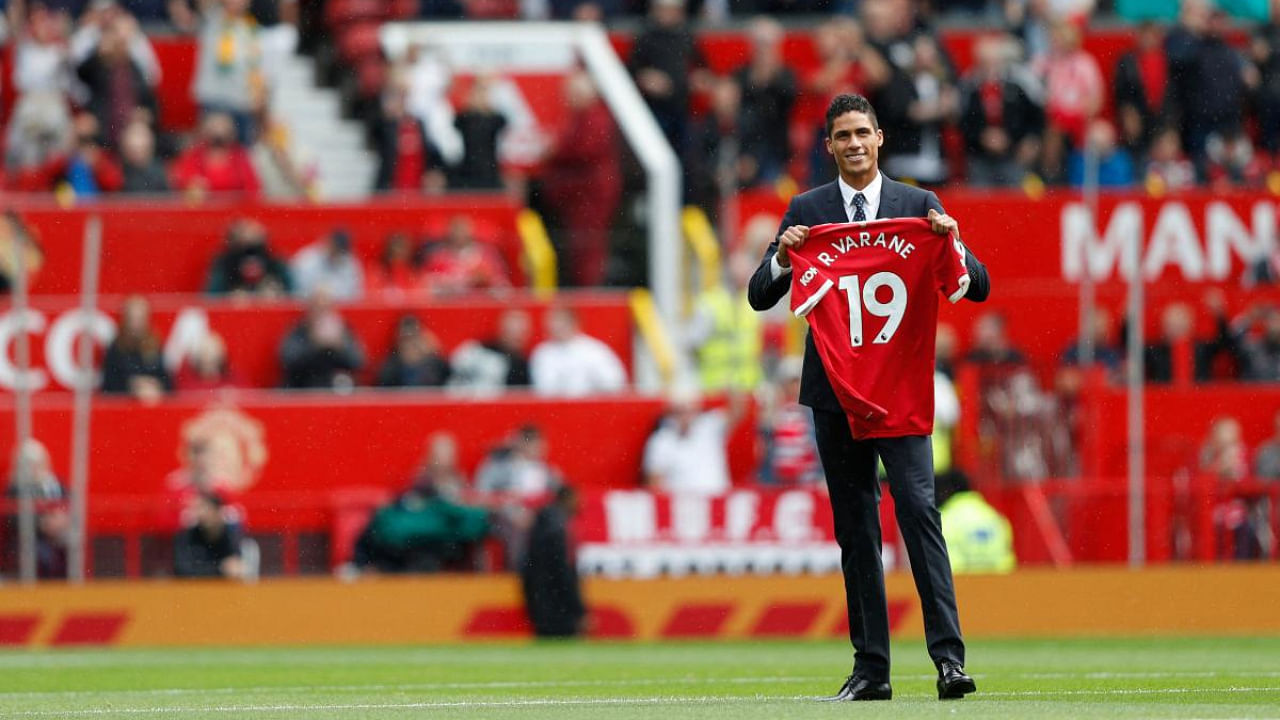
[941,491,1016,574]
[696,286,762,391]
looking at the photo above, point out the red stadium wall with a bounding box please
[8,196,526,295]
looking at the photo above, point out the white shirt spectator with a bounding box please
[290,238,364,301]
[530,333,626,396]
[643,410,732,495]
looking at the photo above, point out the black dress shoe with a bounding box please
[820,674,892,702]
[936,660,976,700]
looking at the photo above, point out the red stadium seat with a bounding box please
[337,22,385,65]
[323,0,387,29]
[328,488,394,569]
[390,0,420,20]
[464,0,520,19]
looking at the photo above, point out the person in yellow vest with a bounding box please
[689,251,763,391]
[936,473,1016,574]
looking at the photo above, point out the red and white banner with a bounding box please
[574,488,896,577]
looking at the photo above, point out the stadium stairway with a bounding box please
[270,55,378,200]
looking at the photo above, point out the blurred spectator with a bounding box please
[353,474,491,573]
[803,17,891,185]
[530,306,627,396]
[936,472,1015,574]
[119,120,170,193]
[73,7,158,149]
[687,251,761,392]
[1143,124,1196,193]
[1060,308,1123,375]
[731,17,796,186]
[1143,292,1241,383]
[936,322,959,378]
[4,1,74,172]
[1164,0,1211,154]
[373,80,446,193]
[173,331,237,391]
[6,439,70,579]
[1204,129,1268,189]
[101,294,171,401]
[1254,1,1280,156]
[401,45,464,168]
[538,70,621,287]
[643,389,746,495]
[475,424,563,498]
[279,294,366,389]
[883,32,958,186]
[1036,17,1103,181]
[290,229,364,301]
[366,232,427,299]
[450,76,507,190]
[162,432,246,530]
[0,212,43,294]
[933,365,963,486]
[16,111,124,195]
[1172,4,1256,169]
[248,91,311,198]
[1234,304,1280,381]
[173,111,261,196]
[173,490,246,579]
[685,76,742,211]
[758,357,821,486]
[520,485,586,638]
[959,33,1044,187]
[628,0,705,153]
[1199,416,1259,559]
[206,219,292,297]
[965,312,1027,368]
[1004,0,1053,62]
[448,309,532,391]
[1254,410,1280,480]
[187,0,264,143]
[1112,21,1168,157]
[377,315,451,388]
[1067,119,1135,188]
[422,216,510,293]
[411,432,467,501]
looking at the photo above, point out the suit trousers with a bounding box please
[812,408,965,680]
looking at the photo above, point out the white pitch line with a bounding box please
[2,669,1278,700]
[4,686,1280,717]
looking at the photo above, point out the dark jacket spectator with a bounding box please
[206,220,293,297]
[1253,12,1280,153]
[75,17,158,149]
[1234,305,1280,382]
[119,121,169,193]
[377,316,451,388]
[173,491,244,579]
[685,76,742,212]
[628,0,705,151]
[449,310,532,390]
[1141,296,1242,383]
[731,17,796,185]
[173,112,261,196]
[520,486,585,637]
[959,35,1044,187]
[374,85,446,193]
[1113,22,1169,156]
[450,79,507,190]
[279,297,366,389]
[101,295,171,400]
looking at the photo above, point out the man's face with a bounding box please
[826,111,882,180]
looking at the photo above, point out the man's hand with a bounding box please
[776,225,809,268]
[928,208,960,239]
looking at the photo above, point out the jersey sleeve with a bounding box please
[788,250,835,318]
[935,232,971,304]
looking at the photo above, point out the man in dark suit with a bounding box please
[748,94,990,702]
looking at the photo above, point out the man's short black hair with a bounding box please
[825,94,879,137]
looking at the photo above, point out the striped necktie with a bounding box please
[852,192,867,222]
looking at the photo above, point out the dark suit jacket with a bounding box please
[747,175,991,413]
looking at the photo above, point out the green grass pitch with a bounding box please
[0,637,1277,718]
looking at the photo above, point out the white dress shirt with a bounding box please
[771,171,884,280]
[530,333,628,396]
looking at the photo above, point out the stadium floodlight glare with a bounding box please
[380,21,683,326]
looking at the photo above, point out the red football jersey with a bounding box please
[789,218,970,439]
